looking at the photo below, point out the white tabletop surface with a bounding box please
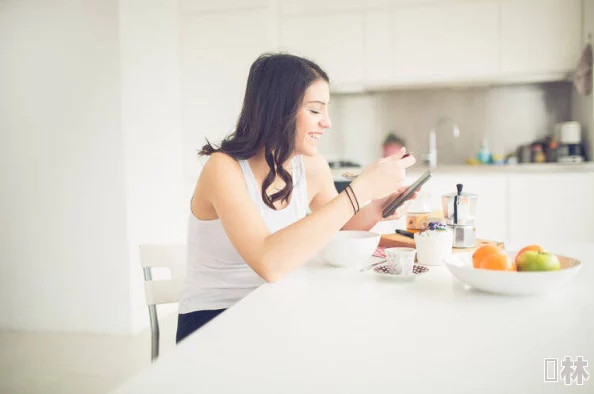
[114,241,594,394]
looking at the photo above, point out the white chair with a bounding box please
[138,243,186,361]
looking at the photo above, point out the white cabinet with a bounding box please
[279,0,389,16]
[406,170,594,245]
[180,0,269,14]
[279,13,364,87]
[508,173,594,243]
[500,0,582,78]
[391,2,499,83]
[277,0,583,88]
[179,9,275,178]
[363,11,393,84]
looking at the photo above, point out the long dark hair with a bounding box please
[200,53,329,210]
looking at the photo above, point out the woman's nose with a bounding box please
[320,116,332,130]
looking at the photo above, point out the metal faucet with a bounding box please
[423,118,460,169]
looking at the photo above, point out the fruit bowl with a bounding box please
[443,250,582,296]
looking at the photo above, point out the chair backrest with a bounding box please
[139,244,187,306]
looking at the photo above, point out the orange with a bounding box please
[472,245,505,269]
[514,244,543,265]
[478,252,514,271]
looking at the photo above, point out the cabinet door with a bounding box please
[391,1,499,83]
[180,0,269,14]
[363,11,393,84]
[508,173,594,244]
[500,0,582,76]
[179,9,275,178]
[279,0,389,16]
[279,13,364,87]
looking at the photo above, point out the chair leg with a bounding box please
[143,266,160,362]
[148,304,160,362]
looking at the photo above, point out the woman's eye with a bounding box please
[309,109,321,115]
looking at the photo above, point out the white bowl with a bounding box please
[443,250,582,296]
[320,230,381,268]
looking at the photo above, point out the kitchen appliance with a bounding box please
[441,184,478,248]
[555,121,584,163]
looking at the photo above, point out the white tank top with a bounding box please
[179,155,308,313]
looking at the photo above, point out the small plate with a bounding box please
[373,263,430,281]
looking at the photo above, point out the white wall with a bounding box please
[119,0,186,333]
[0,0,185,335]
[0,0,130,333]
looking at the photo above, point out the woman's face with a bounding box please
[294,79,331,157]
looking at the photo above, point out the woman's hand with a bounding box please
[350,148,416,202]
[369,186,421,221]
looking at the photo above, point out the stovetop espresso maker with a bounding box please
[441,184,478,248]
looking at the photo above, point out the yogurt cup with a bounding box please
[414,222,453,266]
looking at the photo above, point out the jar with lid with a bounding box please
[406,192,432,231]
[531,144,546,163]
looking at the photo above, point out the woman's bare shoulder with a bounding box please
[197,152,245,196]
[202,152,242,177]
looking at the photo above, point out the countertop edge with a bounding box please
[332,163,594,181]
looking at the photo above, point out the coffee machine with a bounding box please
[441,184,478,248]
[556,121,584,164]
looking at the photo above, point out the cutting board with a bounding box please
[380,233,504,253]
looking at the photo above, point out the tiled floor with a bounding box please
[0,315,177,394]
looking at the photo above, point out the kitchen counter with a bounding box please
[114,241,594,394]
[332,162,594,181]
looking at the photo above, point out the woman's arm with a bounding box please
[204,151,414,282]
[307,155,414,231]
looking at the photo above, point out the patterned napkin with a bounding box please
[373,246,386,259]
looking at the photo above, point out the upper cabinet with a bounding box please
[179,0,270,14]
[363,11,394,84]
[391,2,499,84]
[275,0,583,90]
[499,0,582,78]
[278,0,390,16]
[279,13,364,88]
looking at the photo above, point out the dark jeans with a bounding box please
[176,309,226,343]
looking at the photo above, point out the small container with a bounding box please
[532,144,546,163]
[406,192,432,230]
[492,154,504,165]
[406,213,430,230]
[547,136,559,162]
[477,137,491,164]
[414,223,453,266]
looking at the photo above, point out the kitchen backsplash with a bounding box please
[320,82,573,166]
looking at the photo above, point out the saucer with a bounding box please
[373,263,429,281]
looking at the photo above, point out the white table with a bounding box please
[114,241,594,393]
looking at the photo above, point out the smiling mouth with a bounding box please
[308,133,321,140]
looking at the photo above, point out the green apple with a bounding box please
[516,250,561,272]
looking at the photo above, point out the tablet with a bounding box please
[381,169,433,218]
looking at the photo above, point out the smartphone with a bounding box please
[381,169,433,218]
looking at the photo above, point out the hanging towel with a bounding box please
[574,42,592,96]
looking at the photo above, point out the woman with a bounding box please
[176,53,416,342]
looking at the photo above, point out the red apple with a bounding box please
[516,250,560,272]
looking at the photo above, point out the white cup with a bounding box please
[384,247,416,275]
[414,231,453,266]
